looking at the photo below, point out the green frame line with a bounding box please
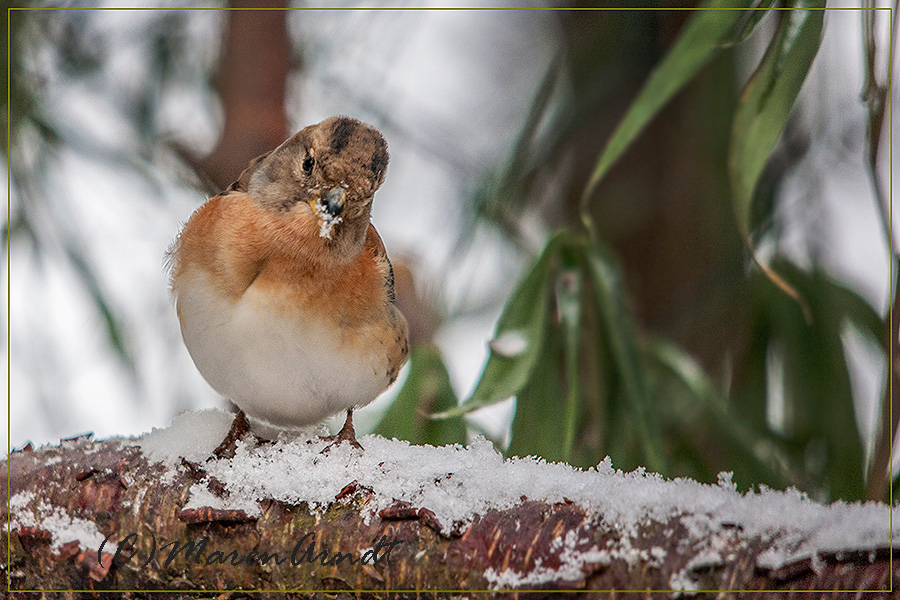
[4,3,895,596]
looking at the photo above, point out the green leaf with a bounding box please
[584,242,665,473]
[581,0,751,204]
[373,344,466,446]
[730,2,825,233]
[504,57,563,192]
[646,336,726,410]
[506,316,567,462]
[645,335,791,489]
[828,278,884,343]
[434,233,565,418]
[750,263,870,500]
[720,0,779,47]
[728,2,825,307]
[556,262,584,462]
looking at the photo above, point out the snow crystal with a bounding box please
[10,490,35,513]
[181,485,227,512]
[489,330,528,357]
[9,491,115,553]
[669,568,700,594]
[134,409,894,579]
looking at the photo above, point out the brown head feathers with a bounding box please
[224,116,390,260]
[229,116,389,212]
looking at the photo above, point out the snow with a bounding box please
[669,568,700,594]
[313,203,343,240]
[132,409,894,587]
[489,330,528,357]
[9,490,116,554]
[138,408,235,466]
[485,529,612,588]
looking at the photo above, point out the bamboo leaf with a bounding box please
[729,2,825,308]
[467,59,562,246]
[646,335,791,488]
[720,0,779,47]
[556,263,584,462]
[583,242,665,473]
[433,233,565,418]
[63,244,131,367]
[751,263,869,500]
[504,57,563,191]
[506,318,567,462]
[582,0,751,203]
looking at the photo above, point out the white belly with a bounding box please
[174,270,390,426]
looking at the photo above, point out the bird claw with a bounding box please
[319,430,364,453]
[211,410,251,460]
[319,410,364,453]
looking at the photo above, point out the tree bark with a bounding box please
[195,0,292,192]
[3,435,896,599]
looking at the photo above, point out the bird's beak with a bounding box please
[310,187,346,219]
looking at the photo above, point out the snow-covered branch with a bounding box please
[4,410,896,596]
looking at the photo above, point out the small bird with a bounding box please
[169,116,409,449]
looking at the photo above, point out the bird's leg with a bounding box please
[212,410,251,460]
[320,409,364,452]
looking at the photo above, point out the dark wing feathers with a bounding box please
[365,224,396,304]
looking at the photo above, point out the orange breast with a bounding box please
[173,191,396,332]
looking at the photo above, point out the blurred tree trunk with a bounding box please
[4,436,894,596]
[198,0,292,191]
[557,4,745,369]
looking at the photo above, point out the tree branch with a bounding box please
[3,426,895,597]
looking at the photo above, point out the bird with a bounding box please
[168,116,409,450]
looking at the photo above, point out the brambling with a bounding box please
[169,116,409,450]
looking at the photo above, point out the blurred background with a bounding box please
[4,1,897,503]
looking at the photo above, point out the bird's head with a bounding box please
[230,116,389,257]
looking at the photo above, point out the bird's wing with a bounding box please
[364,223,396,304]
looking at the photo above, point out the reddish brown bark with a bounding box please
[3,436,896,598]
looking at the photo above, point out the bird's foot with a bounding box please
[212,410,251,460]
[319,410,364,453]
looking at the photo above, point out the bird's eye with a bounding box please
[302,155,315,174]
